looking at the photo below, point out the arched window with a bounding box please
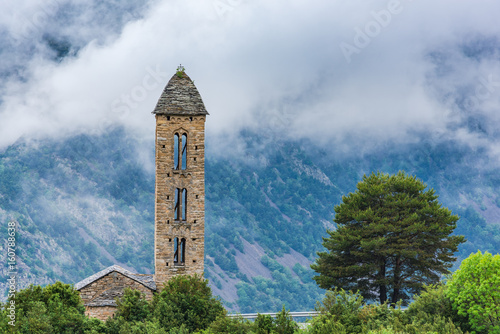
[173,237,179,264]
[174,133,179,170]
[174,188,187,221]
[182,189,187,221]
[174,188,179,220]
[173,237,185,265]
[181,134,187,170]
[180,238,186,264]
[174,133,187,170]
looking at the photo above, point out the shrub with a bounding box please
[313,288,365,333]
[200,315,254,334]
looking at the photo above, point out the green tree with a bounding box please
[0,281,89,334]
[114,288,150,322]
[274,306,299,334]
[311,172,465,305]
[151,274,225,333]
[447,251,500,334]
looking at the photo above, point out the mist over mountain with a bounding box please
[0,126,498,312]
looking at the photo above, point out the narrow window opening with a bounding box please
[166,262,169,266]
[196,195,199,199]
[194,220,197,224]
[194,157,197,162]
[173,237,179,264]
[167,195,169,200]
[180,238,186,264]
[167,173,170,177]
[193,260,196,263]
[182,189,187,221]
[174,133,179,170]
[189,116,193,121]
[195,146,198,150]
[167,116,170,121]
[174,188,180,220]
[181,134,187,170]
[162,145,165,148]
[169,238,171,242]
[167,220,170,224]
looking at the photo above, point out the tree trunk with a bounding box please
[379,260,387,304]
[391,256,401,307]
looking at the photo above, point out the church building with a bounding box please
[75,68,208,320]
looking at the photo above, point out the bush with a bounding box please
[200,315,254,334]
[406,283,469,332]
[312,288,365,333]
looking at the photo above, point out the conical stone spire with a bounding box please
[152,71,209,116]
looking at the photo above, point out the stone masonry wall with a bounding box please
[85,306,117,321]
[154,114,206,289]
[79,271,154,320]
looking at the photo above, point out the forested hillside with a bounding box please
[0,127,499,312]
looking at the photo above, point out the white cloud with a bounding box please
[0,0,499,162]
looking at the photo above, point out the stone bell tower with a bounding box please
[152,68,208,289]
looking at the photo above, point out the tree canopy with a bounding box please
[311,171,465,305]
[447,251,500,334]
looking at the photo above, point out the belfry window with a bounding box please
[174,188,180,220]
[174,133,179,170]
[173,237,185,265]
[173,237,179,263]
[174,188,187,221]
[181,134,187,170]
[174,133,188,170]
[182,189,187,221]
[180,238,186,264]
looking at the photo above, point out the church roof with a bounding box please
[152,72,209,116]
[74,265,156,291]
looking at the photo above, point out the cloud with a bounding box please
[0,0,499,162]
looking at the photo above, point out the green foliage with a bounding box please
[152,274,225,333]
[176,65,186,78]
[312,171,465,305]
[254,314,274,334]
[274,306,299,334]
[0,281,91,334]
[301,284,465,334]
[200,315,254,334]
[115,288,150,322]
[447,251,500,333]
[306,316,347,334]
[311,288,365,333]
[406,283,470,332]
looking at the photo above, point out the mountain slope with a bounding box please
[0,127,499,312]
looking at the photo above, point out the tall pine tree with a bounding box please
[311,171,465,305]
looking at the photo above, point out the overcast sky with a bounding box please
[0,0,499,161]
